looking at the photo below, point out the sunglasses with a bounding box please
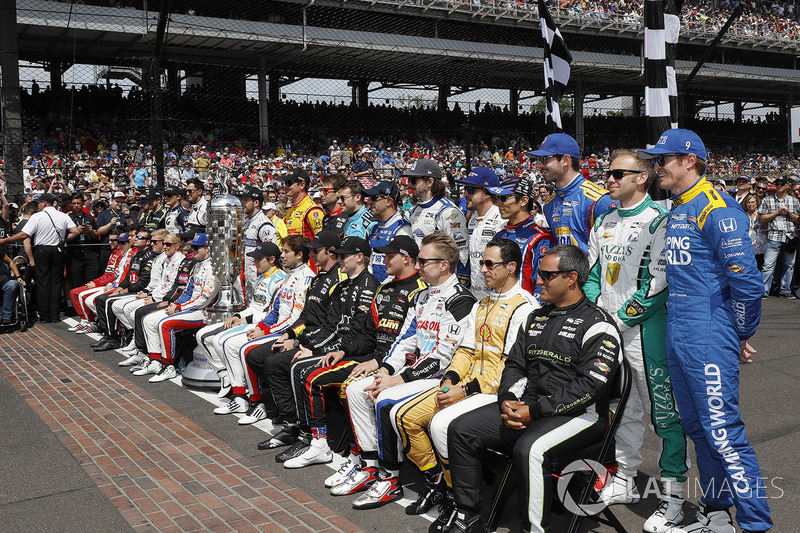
[479,260,507,269]
[756,187,768,191]
[321,187,337,194]
[151,239,163,244]
[135,235,149,240]
[337,194,354,202]
[332,252,355,259]
[465,186,484,195]
[606,169,641,180]
[109,239,119,243]
[538,270,570,281]
[653,154,682,167]
[416,257,446,267]
[191,245,203,251]
[164,242,179,247]
[535,154,563,164]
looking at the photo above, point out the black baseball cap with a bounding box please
[363,181,401,201]
[303,230,341,250]
[331,236,371,256]
[35,193,56,204]
[373,235,419,259]
[246,242,281,259]
[285,169,311,185]
[235,185,264,201]
[401,159,442,179]
[164,186,183,197]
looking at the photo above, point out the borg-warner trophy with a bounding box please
[182,180,246,389]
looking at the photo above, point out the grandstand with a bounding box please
[2,0,799,195]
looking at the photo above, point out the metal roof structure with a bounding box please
[15,0,800,103]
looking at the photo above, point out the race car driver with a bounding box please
[446,245,621,533]
[236,185,279,300]
[639,129,771,533]
[585,149,689,533]
[531,133,614,253]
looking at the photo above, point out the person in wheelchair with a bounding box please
[445,245,622,533]
[0,246,25,325]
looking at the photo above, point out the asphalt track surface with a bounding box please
[0,297,797,533]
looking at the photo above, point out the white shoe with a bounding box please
[283,441,333,469]
[213,396,249,415]
[119,352,146,367]
[238,403,268,425]
[216,374,232,398]
[599,474,640,505]
[149,364,177,383]
[325,457,362,488]
[644,494,685,533]
[330,466,379,496]
[68,320,86,332]
[669,504,734,533]
[130,358,149,373]
[133,359,162,376]
[77,322,98,334]
[119,339,136,352]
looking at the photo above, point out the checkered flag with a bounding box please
[644,0,682,145]
[538,0,572,133]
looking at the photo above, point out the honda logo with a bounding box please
[719,218,737,233]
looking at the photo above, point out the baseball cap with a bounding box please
[736,175,751,182]
[263,202,278,211]
[164,186,183,197]
[455,167,501,188]
[487,177,533,198]
[331,236,371,256]
[187,233,209,246]
[527,133,580,160]
[284,169,310,185]
[235,185,264,201]
[112,191,127,200]
[34,193,56,204]
[637,128,707,161]
[714,179,727,188]
[117,232,130,242]
[141,190,162,202]
[57,193,71,207]
[363,181,401,201]
[304,230,341,250]
[401,159,442,179]
[373,235,419,259]
[246,242,281,259]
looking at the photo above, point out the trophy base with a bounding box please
[180,346,222,390]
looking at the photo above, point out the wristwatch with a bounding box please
[293,339,300,348]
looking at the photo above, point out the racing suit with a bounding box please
[245,263,346,423]
[409,197,470,285]
[84,247,136,317]
[323,206,348,237]
[140,206,167,232]
[198,266,287,400]
[118,250,185,331]
[466,204,504,300]
[142,256,219,365]
[543,175,614,253]
[95,248,157,337]
[112,250,166,331]
[393,283,537,482]
[345,273,475,459]
[241,209,279,300]
[368,210,412,283]
[495,214,553,301]
[663,178,771,531]
[186,197,208,234]
[585,194,689,486]
[70,246,125,322]
[165,203,189,235]
[285,194,324,240]
[448,295,621,533]
[344,205,377,239]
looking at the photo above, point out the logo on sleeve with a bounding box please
[719,218,737,233]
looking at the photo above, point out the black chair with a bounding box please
[486,356,632,533]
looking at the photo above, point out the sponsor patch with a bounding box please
[625,300,646,317]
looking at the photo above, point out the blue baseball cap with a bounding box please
[527,133,580,160]
[487,177,534,198]
[455,167,501,188]
[117,232,130,242]
[187,233,208,246]
[638,128,707,161]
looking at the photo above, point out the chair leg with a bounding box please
[487,458,516,531]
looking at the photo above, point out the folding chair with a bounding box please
[485,356,632,533]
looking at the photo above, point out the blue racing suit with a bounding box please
[543,175,614,253]
[494,214,554,302]
[344,205,377,239]
[368,210,412,283]
[664,177,771,531]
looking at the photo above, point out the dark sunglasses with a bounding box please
[164,242,179,247]
[653,154,682,167]
[465,186,483,194]
[479,260,507,269]
[756,187,768,191]
[538,270,570,281]
[151,239,163,244]
[535,154,563,164]
[135,235,149,240]
[416,257,446,267]
[109,239,119,243]
[606,169,641,180]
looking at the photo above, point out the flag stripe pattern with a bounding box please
[644,0,680,145]
[539,0,572,133]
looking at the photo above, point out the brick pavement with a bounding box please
[0,325,366,533]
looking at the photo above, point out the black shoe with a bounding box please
[90,337,110,347]
[443,514,487,533]
[407,474,447,515]
[93,339,120,352]
[258,425,300,451]
[275,435,311,463]
[429,492,457,533]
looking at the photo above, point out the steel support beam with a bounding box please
[1,0,24,199]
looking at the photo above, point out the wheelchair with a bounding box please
[4,254,36,332]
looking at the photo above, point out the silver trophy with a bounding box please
[204,181,246,324]
[183,180,246,390]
